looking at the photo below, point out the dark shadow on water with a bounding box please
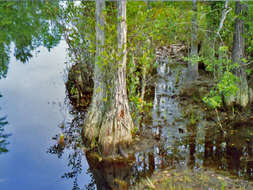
[86,152,135,190]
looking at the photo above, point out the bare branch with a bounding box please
[217,0,232,36]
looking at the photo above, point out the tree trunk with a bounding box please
[226,1,249,107]
[233,2,249,107]
[82,0,106,144]
[99,0,133,156]
[82,0,133,157]
[188,0,198,81]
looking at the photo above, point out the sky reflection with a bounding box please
[0,41,91,190]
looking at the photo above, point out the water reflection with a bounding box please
[49,110,135,190]
[0,1,251,188]
[0,94,10,154]
[51,58,253,189]
[48,109,138,189]
[0,0,62,158]
[86,153,135,190]
[0,1,62,79]
[150,59,253,180]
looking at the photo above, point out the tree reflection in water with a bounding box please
[47,109,93,190]
[0,1,62,79]
[48,60,253,190]
[0,1,63,157]
[0,94,10,154]
[48,101,253,189]
[86,153,135,190]
[48,107,136,190]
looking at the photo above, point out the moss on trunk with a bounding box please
[225,2,249,108]
[82,0,133,157]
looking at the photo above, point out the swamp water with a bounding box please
[0,40,252,189]
[0,41,92,189]
[0,5,253,190]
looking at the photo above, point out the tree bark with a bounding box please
[83,0,133,157]
[82,0,106,144]
[217,0,231,36]
[188,0,198,80]
[226,1,249,107]
[99,0,133,156]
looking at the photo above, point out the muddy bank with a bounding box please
[133,168,253,190]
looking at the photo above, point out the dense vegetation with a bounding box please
[55,1,253,159]
[1,1,253,189]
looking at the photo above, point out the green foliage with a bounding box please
[245,3,253,68]
[60,1,95,82]
[217,71,239,97]
[126,2,193,114]
[203,90,223,109]
[183,55,202,66]
[131,127,139,136]
[190,113,198,125]
[202,46,239,109]
[62,1,253,113]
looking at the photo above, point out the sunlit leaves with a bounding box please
[203,91,222,109]
[203,71,239,109]
[202,46,239,109]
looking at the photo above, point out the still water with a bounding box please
[0,41,92,189]
[1,2,253,190]
[1,40,253,189]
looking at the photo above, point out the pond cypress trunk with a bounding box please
[83,0,133,157]
[82,0,106,144]
[183,0,198,85]
[99,0,133,156]
[188,0,198,81]
[233,2,248,107]
[226,2,249,107]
